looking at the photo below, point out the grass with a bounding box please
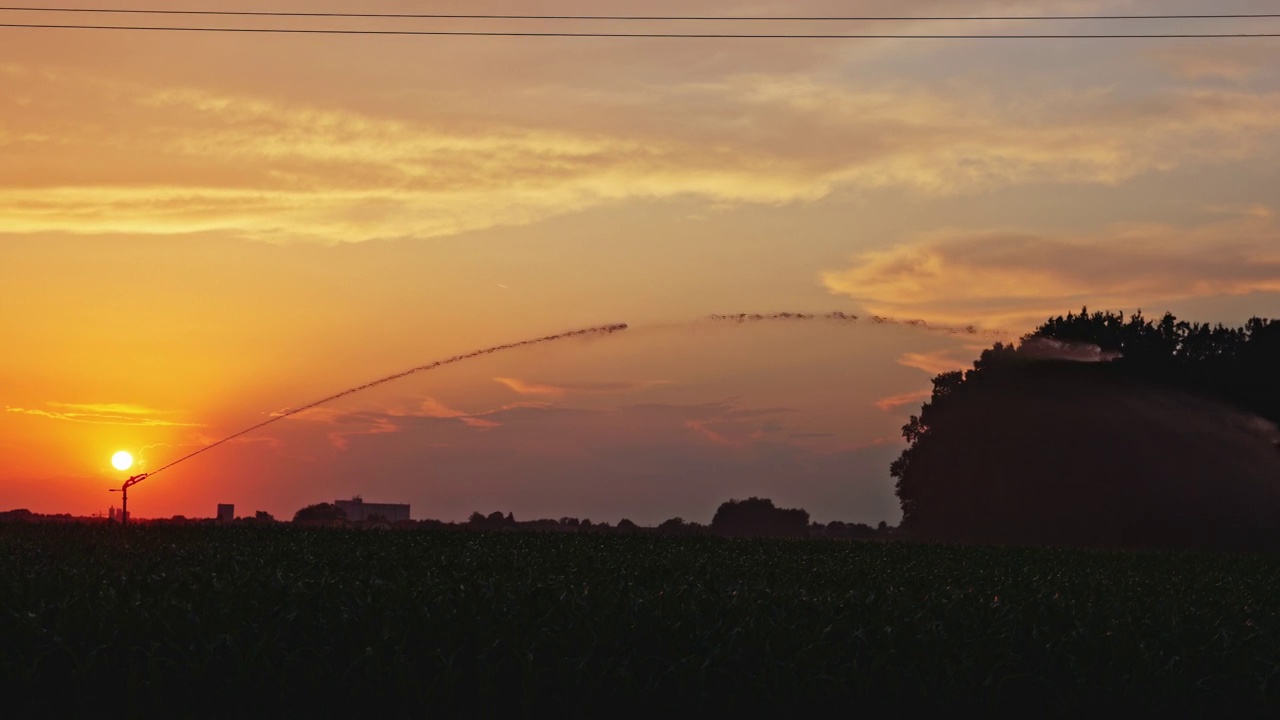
[3,523,1278,715]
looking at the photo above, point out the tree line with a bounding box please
[288,496,894,540]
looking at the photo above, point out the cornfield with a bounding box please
[3,524,1277,714]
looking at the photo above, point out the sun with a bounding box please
[111,451,134,471]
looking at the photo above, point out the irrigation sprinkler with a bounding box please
[109,473,148,526]
[87,323,628,521]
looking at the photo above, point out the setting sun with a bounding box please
[111,451,134,472]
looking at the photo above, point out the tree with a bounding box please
[710,497,810,538]
[292,503,347,526]
[890,308,1280,551]
[656,517,688,535]
[466,511,514,530]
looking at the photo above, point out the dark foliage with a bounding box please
[892,308,1280,550]
[291,502,347,526]
[812,520,893,541]
[711,497,810,538]
[5,524,1280,715]
[655,517,708,536]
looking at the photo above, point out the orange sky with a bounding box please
[3,1,1279,524]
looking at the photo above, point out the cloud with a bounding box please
[823,218,1280,331]
[327,417,399,451]
[4,64,1280,242]
[283,394,809,454]
[6,404,202,427]
[411,397,471,419]
[277,395,558,449]
[493,378,567,398]
[684,419,734,446]
[897,349,975,376]
[495,377,673,398]
[874,390,934,412]
[564,380,676,394]
[1149,43,1280,83]
[187,431,284,451]
[46,401,168,415]
[667,403,798,448]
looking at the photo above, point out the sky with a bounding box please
[2,0,1279,524]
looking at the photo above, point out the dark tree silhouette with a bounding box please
[0,509,35,523]
[891,308,1280,551]
[657,517,686,531]
[810,521,887,540]
[657,517,708,536]
[466,511,518,530]
[291,503,347,526]
[711,497,810,538]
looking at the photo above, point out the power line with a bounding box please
[1,7,1279,21]
[2,23,1279,39]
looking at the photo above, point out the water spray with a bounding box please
[705,312,1010,338]
[703,312,1129,362]
[134,323,629,488]
[100,308,1110,520]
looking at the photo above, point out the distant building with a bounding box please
[217,504,235,523]
[335,496,409,523]
[109,507,127,523]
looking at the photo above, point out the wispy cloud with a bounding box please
[493,378,567,398]
[495,377,672,398]
[327,417,398,451]
[5,67,1280,243]
[684,419,734,446]
[188,431,283,450]
[279,395,549,449]
[898,350,975,376]
[6,404,202,427]
[824,216,1280,331]
[874,390,933,412]
[47,401,169,415]
[411,397,470,419]
[1149,42,1279,84]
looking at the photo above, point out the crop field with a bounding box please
[3,524,1279,715]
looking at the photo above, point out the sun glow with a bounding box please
[111,451,134,471]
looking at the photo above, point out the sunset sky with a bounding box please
[3,1,1279,524]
